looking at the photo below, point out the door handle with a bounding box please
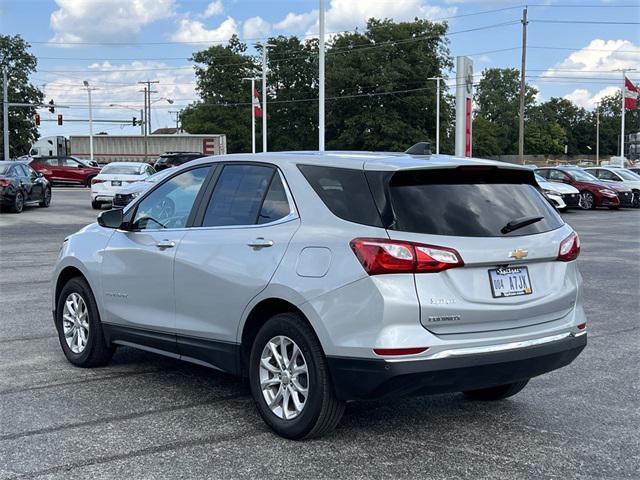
[156,240,176,249]
[247,238,274,248]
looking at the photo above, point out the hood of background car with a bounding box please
[598,180,632,192]
[541,181,579,194]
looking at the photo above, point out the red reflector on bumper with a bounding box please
[373,347,428,356]
[577,323,587,330]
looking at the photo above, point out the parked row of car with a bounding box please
[535,165,640,210]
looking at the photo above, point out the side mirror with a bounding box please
[97,208,124,229]
[36,172,44,178]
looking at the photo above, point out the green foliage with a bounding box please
[0,34,44,158]
[326,18,453,152]
[475,68,537,155]
[472,115,501,157]
[180,35,259,153]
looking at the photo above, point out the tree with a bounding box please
[180,36,258,153]
[472,114,501,157]
[0,34,44,158]
[326,18,453,152]
[266,36,319,151]
[475,68,537,155]
[537,98,591,155]
[597,91,640,156]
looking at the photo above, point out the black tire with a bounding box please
[91,200,102,210]
[249,312,345,440]
[55,276,114,367]
[463,379,529,401]
[10,191,24,213]
[39,187,51,207]
[579,191,596,210]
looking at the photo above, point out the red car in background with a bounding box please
[537,166,621,210]
[28,156,102,187]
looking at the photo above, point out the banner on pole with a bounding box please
[253,88,262,118]
[624,76,638,110]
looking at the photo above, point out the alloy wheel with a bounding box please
[62,292,90,354]
[15,192,24,212]
[259,335,309,420]
[580,192,594,210]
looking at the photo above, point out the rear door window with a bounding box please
[383,168,563,237]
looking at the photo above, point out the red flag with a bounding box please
[624,76,638,110]
[253,88,262,118]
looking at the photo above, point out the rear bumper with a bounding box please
[327,333,586,401]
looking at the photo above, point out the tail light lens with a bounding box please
[0,179,11,187]
[91,178,104,185]
[373,347,428,356]
[558,232,580,261]
[350,238,464,275]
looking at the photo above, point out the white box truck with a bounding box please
[31,134,226,164]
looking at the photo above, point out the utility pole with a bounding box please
[595,101,600,166]
[427,77,443,154]
[83,80,95,163]
[2,66,9,160]
[517,6,528,164]
[139,86,148,162]
[169,110,180,131]
[138,80,159,135]
[261,44,275,152]
[319,0,325,152]
[242,77,259,153]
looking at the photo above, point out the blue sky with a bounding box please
[1,0,638,139]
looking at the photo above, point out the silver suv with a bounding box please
[52,152,587,439]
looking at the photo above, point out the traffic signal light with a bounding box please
[34,113,41,126]
[57,114,63,126]
[48,99,55,113]
[132,116,137,126]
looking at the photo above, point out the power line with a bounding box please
[531,19,640,25]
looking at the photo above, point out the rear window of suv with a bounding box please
[383,168,563,237]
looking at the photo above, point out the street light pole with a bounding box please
[83,80,94,164]
[2,66,9,160]
[427,77,443,154]
[261,44,276,153]
[595,101,600,166]
[319,0,325,152]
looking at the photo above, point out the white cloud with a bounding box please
[275,11,318,33]
[543,39,640,79]
[41,61,197,133]
[202,0,224,18]
[170,16,238,43]
[243,16,271,39]
[49,0,175,45]
[275,0,456,37]
[564,86,619,109]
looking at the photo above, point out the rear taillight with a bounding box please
[350,238,464,275]
[91,178,104,185]
[0,179,11,187]
[557,232,580,262]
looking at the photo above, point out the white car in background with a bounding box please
[535,173,581,211]
[584,167,640,208]
[90,162,155,209]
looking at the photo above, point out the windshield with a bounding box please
[0,165,12,175]
[568,169,598,182]
[534,174,546,183]
[101,164,145,175]
[618,169,640,181]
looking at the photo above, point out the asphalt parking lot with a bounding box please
[1,187,639,479]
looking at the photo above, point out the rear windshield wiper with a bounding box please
[501,216,544,234]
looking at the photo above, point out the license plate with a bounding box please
[111,181,121,186]
[488,266,533,298]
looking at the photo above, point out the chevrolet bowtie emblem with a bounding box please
[509,249,529,260]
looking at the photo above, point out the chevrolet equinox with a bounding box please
[52,152,587,439]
